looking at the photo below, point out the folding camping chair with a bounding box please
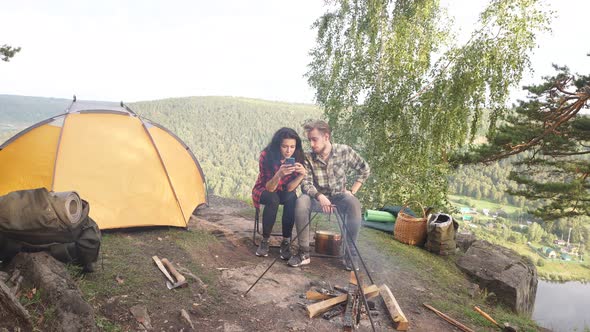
[252,204,348,258]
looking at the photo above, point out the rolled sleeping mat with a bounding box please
[363,209,395,223]
[362,220,395,233]
[49,191,83,224]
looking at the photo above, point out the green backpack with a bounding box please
[0,188,101,270]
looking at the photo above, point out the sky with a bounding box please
[0,0,588,104]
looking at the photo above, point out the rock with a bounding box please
[223,322,244,332]
[456,232,477,252]
[286,321,307,331]
[309,280,331,290]
[130,305,152,330]
[456,240,537,315]
[467,283,480,298]
[180,309,194,330]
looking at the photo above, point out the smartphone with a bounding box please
[285,157,295,166]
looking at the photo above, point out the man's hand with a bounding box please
[317,194,333,213]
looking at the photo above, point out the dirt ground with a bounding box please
[2,195,479,331]
[184,195,458,332]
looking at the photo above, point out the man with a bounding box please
[287,120,370,269]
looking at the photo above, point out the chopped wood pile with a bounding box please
[303,272,409,331]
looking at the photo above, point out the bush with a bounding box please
[536,258,545,267]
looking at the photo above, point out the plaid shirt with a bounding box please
[252,150,298,208]
[301,143,370,198]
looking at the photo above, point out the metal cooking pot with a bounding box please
[314,230,341,256]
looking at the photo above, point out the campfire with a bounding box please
[303,271,408,331]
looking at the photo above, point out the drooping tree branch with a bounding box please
[479,78,590,163]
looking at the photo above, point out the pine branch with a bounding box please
[479,78,590,163]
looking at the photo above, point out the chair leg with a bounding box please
[253,207,260,246]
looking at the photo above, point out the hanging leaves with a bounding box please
[307,0,551,207]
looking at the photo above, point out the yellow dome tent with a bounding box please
[0,100,207,229]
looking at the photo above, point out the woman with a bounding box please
[252,127,307,259]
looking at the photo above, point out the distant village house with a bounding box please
[540,247,557,259]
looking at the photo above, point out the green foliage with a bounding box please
[0,95,70,143]
[0,44,21,62]
[306,0,551,208]
[449,156,539,210]
[527,222,545,242]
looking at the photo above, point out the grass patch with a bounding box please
[448,194,522,215]
[95,315,123,332]
[362,229,465,295]
[17,288,61,331]
[165,227,224,301]
[76,233,156,301]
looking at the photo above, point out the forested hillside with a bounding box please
[1,94,528,205]
[0,95,69,143]
[449,158,530,208]
[131,97,321,199]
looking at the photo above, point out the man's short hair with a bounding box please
[303,119,331,136]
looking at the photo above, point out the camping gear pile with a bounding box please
[362,206,415,233]
[0,188,101,269]
[363,203,459,254]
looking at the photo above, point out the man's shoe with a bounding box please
[344,254,360,271]
[287,251,310,267]
[280,239,292,260]
[256,239,270,257]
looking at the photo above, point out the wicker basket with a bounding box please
[394,202,427,246]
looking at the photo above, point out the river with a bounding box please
[533,280,590,332]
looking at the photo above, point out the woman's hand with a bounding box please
[293,162,307,177]
[277,163,295,178]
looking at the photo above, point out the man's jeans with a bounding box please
[293,193,362,254]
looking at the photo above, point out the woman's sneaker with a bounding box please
[280,239,292,260]
[256,238,270,257]
[287,251,310,267]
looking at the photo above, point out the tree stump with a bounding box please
[0,279,33,330]
[8,252,98,332]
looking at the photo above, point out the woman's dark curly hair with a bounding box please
[263,127,305,170]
